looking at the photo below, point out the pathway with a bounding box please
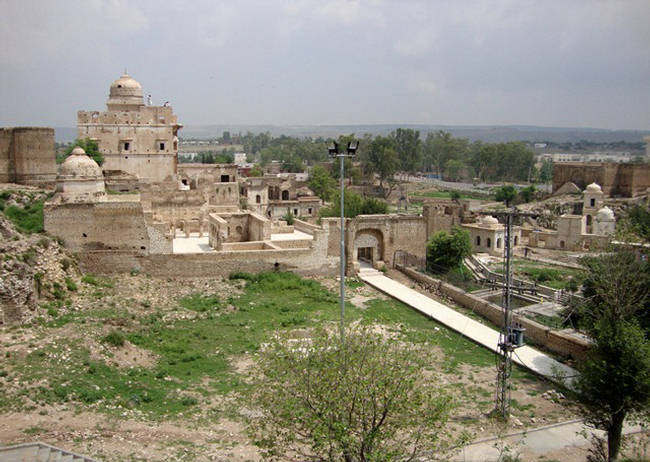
[453,419,645,461]
[358,269,576,385]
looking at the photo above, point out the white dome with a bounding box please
[596,206,615,221]
[59,147,103,178]
[481,215,499,225]
[585,182,602,193]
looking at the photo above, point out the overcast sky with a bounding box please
[1,0,649,130]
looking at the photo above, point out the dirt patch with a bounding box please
[87,339,158,369]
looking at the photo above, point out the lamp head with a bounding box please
[328,141,340,157]
[346,140,359,156]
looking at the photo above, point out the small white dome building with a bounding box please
[56,147,106,203]
[583,182,604,233]
[594,206,616,236]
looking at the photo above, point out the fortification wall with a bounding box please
[397,266,589,360]
[0,129,12,183]
[44,201,150,253]
[0,127,56,185]
[553,162,650,197]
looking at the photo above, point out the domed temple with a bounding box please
[54,147,106,203]
[77,72,182,184]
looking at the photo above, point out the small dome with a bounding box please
[107,72,144,110]
[110,73,142,91]
[481,215,499,225]
[585,182,602,193]
[59,147,103,178]
[596,206,615,221]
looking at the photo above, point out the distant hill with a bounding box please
[56,124,650,144]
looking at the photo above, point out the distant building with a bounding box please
[552,162,650,197]
[77,72,183,183]
[234,152,247,165]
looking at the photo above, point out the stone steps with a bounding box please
[0,442,100,462]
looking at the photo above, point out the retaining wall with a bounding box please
[397,265,590,360]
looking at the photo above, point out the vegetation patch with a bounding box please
[3,199,44,234]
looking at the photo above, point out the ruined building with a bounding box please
[77,73,182,183]
[0,127,56,185]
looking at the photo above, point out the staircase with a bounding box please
[0,442,100,462]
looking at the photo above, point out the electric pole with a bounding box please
[481,208,536,419]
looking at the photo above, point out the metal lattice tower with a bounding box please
[481,208,536,420]
[496,211,514,419]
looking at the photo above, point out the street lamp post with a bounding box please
[328,140,358,343]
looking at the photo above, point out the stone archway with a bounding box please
[353,229,384,267]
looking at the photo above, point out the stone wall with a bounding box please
[397,265,589,360]
[0,127,56,185]
[79,225,338,277]
[553,162,650,197]
[44,201,151,253]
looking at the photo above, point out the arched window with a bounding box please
[514,236,518,246]
[476,236,481,246]
[496,238,501,249]
[560,240,565,249]
[586,215,592,226]
[282,190,289,200]
[487,237,492,248]
[590,198,595,207]
[256,195,261,204]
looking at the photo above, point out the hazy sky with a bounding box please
[1,0,649,129]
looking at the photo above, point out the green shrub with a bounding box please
[102,330,126,347]
[65,277,77,292]
[81,274,99,286]
[4,200,44,234]
[282,212,295,225]
[229,272,256,281]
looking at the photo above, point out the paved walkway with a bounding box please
[358,270,576,386]
[453,419,645,461]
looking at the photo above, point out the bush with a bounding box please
[252,326,458,461]
[101,330,126,347]
[65,277,77,292]
[319,190,388,218]
[81,274,99,286]
[4,200,44,234]
[282,211,295,225]
[426,226,472,271]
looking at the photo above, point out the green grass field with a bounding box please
[1,271,536,419]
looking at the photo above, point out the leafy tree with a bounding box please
[362,135,399,198]
[251,326,457,462]
[319,190,388,218]
[248,164,264,177]
[518,185,536,203]
[444,159,465,181]
[538,159,553,183]
[426,226,472,271]
[574,251,650,462]
[308,165,337,202]
[424,131,469,178]
[449,190,461,201]
[619,205,650,243]
[495,185,517,206]
[64,138,103,166]
[281,156,305,173]
[392,128,422,174]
